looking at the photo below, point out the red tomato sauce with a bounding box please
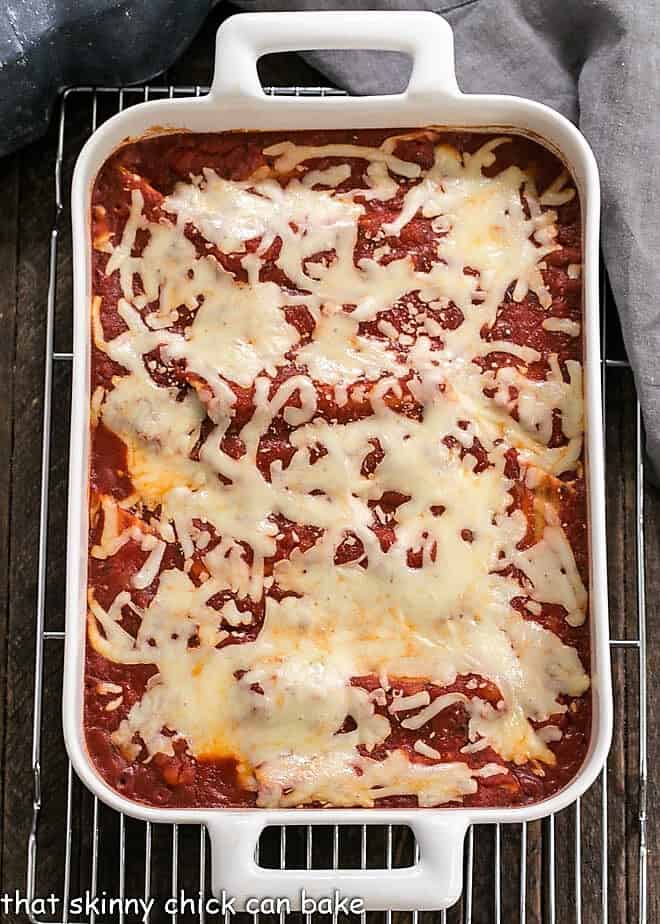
[87,128,589,810]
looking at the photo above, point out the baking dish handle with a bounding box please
[210,11,460,102]
[206,814,469,912]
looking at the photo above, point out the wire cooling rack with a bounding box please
[26,85,649,924]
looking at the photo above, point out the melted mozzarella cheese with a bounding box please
[514,525,588,627]
[543,317,581,337]
[172,278,297,388]
[102,371,204,458]
[296,306,405,384]
[263,141,422,178]
[91,130,588,807]
[255,750,478,808]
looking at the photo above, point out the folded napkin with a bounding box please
[237,0,660,478]
[0,0,214,162]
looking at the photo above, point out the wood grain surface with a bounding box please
[0,6,656,923]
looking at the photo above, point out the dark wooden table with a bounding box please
[0,7,657,922]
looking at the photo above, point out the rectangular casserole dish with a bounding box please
[65,10,611,911]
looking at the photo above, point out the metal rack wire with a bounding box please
[26,84,649,923]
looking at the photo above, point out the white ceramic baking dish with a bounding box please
[65,10,611,911]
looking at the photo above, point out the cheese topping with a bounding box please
[89,131,588,808]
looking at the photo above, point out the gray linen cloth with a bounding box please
[237,0,660,478]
